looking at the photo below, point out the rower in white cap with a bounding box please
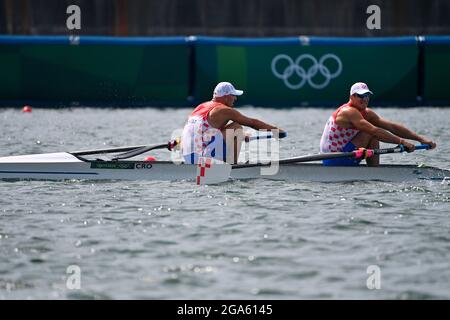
[319,82,436,166]
[182,82,285,164]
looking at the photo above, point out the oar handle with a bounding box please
[360,143,432,158]
[246,131,287,142]
[396,143,432,153]
[413,144,432,150]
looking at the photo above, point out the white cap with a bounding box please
[213,82,244,98]
[350,82,373,96]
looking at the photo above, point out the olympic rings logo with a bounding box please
[271,53,343,90]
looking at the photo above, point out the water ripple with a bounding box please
[1,107,450,299]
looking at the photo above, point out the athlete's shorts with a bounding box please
[322,142,362,166]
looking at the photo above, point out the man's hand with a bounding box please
[419,137,437,150]
[400,139,416,152]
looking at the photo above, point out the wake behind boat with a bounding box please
[0,148,448,183]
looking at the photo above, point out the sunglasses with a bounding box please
[355,93,371,99]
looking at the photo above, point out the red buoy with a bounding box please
[144,156,156,162]
[22,105,32,113]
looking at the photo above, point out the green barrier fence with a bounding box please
[423,36,450,105]
[0,36,190,106]
[193,36,419,107]
[0,35,449,107]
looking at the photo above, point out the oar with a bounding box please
[72,141,177,158]
[73,131,286,160]
[245,131,287,142]
[110,138,180,161]
[234,144,431,168]
[72,145,148,156]
[196,144,432,185]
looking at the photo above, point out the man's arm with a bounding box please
[218,108,283,132]
[368,110,436,148]
[345,108,408,145]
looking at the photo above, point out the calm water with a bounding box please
[0,107,449,299]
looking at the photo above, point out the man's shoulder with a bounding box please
[208,105,235,122]
[342,107,378,122]
[210,104,233,113]
[197,100,214,108]
[195,101,227,112]
[336,106,369,125]
[338,105,359,117]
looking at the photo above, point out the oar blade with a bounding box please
[196,157,232,185]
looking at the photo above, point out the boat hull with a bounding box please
[0,153,448,182]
